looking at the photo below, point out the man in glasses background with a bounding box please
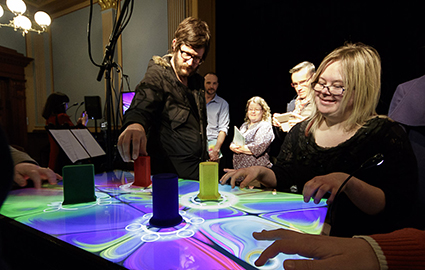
[118,17,211,180]
[272,61,315,133]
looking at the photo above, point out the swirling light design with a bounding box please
[0,172,327,270]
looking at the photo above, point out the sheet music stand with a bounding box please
[46,126,106,164]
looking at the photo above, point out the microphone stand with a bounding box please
[96,0,132,171]
[65,102,78,112]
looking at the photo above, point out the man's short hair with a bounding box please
[173,17,211,60]
[289,61,315,75]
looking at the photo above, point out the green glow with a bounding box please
[197,162,221,200]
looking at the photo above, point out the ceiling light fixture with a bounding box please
[0,0,51,36]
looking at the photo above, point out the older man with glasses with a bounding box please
[118,17,211,180]
[273,61,315,132]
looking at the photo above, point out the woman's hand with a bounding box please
[230,143,252,155]
[302,172,349,204]
[77,111,89,126]
[220,166,276,189]
[229,143,240,153]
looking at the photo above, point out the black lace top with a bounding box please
[272,116,418,237]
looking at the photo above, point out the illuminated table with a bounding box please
[0,171,327,270]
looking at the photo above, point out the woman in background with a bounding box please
[42,92,88,173]
[229,96,274,187]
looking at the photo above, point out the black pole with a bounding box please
[96,0,132,170]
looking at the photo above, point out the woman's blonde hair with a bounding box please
[308,42,381,133]
[244,96,272,123]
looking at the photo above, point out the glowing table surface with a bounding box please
[0,170,327,270]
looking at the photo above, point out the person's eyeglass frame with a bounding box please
[248,108,263,112]
[179,49,204,65]
[311,81,345,96]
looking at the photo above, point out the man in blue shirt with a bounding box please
[204,72,230,162]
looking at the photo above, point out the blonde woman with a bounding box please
[230,96,275,184]
[221,43,418,237]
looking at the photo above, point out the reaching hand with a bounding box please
[14,163,61,189]
[302,172,349,204]
[219,166,276,189]
[253,228,379,270]
[117,123,148,162]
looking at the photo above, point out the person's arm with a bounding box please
[9,146,37,166]
[357,228,425,270]
[287,101,313,129]
[210,101,230,161]
[10,146,60,188]
[209,131,226,161]
[118,60,165,162]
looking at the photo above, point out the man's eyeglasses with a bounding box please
[291,79,310,88]
[312,81,345,96]
[180,49,203,65]
[291,73,313,88]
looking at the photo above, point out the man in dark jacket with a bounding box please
[117,17,211,180]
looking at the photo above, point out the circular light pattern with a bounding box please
[180,191,239,209]
[124,211,204,243]
[43,192,112,212]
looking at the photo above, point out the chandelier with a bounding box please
[0,0,51,35]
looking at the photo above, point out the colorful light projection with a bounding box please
[1,171,327,270]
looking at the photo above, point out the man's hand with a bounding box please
[14,163,61,189]
[117,123,148,162]
[209,149,220,162]
[272,113,284,127]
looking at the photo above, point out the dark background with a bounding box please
[215,1,425,170]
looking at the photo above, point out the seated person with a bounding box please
[229,96,274,187]
[220,43,418,237]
